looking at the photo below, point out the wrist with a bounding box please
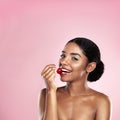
[46,88,57,93]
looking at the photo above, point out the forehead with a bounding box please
[63,42,83,54]
[63,42,88,61]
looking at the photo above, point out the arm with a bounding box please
[96,95,111,120]
[38,88,46,120]
[39,64,58,120]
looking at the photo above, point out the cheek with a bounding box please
[72,63,83,71]
[73,64,87,75]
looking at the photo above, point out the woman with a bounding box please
[39,37,111,120]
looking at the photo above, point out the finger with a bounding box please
[44,69,55,80]
[48,72,56,81]
[41,64,56,76]
[43,67,53,76]
[41,64,55,75]
[42,67,55,78]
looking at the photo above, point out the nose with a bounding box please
[59,56,69,66]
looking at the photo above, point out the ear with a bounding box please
[86,62,96,73]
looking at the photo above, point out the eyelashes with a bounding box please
[60,54,79,61]
[72,57,79,61]
[60,54,65,58]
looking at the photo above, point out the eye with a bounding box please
[60,54,66,59]
[71,56,79,61]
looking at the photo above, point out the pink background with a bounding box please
[0,1,120,120]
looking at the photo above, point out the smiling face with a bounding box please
[59,42,89,82]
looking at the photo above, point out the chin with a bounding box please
[60,77,72,82]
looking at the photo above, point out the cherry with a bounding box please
[57,68,62,74]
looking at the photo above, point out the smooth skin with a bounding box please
[39,42,111,120]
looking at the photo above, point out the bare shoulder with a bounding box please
[94,90,110,102]
[40,88,47,96]
[38,88,47,103]
[57,86,66,91]
[91,90,111,119]
[56,86,66,94]
[91,89,111,108]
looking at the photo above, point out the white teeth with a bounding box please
[62,68,71,73]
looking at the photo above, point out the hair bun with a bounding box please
[88,61,104,82]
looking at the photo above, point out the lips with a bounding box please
[57,67,72,75]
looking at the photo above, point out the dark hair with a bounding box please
[67,37,104,82]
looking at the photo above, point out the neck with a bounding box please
[65,79,89,96]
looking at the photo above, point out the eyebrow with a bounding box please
[62,51,81,57]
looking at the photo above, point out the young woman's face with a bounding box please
[59,42,89,82]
